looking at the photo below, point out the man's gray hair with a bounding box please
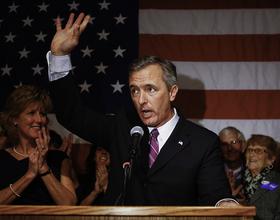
[128,56,177,91]
[219,126,246,141]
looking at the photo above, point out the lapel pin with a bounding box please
[178,140,183,145]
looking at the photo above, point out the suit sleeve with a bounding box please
[196,134,234,205]
[46,72,114,150]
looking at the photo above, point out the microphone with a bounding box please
[130,126,144,151]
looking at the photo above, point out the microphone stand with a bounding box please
[121,148,137,205]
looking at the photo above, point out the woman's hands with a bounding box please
[226,170,246,205]
[96,165,109,193]
[28,127,50,175]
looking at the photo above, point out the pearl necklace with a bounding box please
[13,146,29,157]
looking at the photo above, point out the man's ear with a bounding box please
[241,140,246,153]
[169,85,178,102]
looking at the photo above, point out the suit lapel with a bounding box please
[147,115,191,177]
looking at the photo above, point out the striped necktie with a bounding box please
[149,128,159,168]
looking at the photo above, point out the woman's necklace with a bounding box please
[13,146,29,157]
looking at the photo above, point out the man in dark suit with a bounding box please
[46,13,238,206]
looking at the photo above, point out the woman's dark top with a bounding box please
[77,173,104,205]
[0,149,68,205]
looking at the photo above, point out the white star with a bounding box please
[32,64,44,75]
[1,64,12,76]
[113,46,126,57]
[15,81,23,89]
[5,32,16,43]
[81,46,94,57]
[99,0,111,10]
[95,62,108,74]
[79,80,91,93]
[114,14,126,24]
[53,16,65,26]
[38,2,49,12]
[97,29,110,41]
[22,16,34,27]
[35,31,47,42]
[8,2,19,13]
[111,80,125,93]
[68,1,80,10]
[88,15,95,25]
[19,48,31,59]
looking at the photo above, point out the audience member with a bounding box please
[48,130,83,204]
[243,134,280,219]
[46,13,237,206]
[0,85,77,205]
[219,127,246,194]
[0,126,7,149]
[78,145,110,205]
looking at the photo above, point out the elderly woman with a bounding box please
[0,85,77,205]
[243,134,280,220]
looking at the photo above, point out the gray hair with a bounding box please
[128,56,177,91]
[219,126,246,141]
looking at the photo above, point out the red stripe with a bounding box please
[172,90,280,119]
[139,34,280,61]
[140,0,280,9]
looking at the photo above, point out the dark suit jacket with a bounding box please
[47,73,233,206]
[247,170,280,220]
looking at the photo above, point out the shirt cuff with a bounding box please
[215,198,239,207]
[46,51,72,81]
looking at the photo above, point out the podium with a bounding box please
[0,205,255,220]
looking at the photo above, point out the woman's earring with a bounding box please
[14,123,17,126]
[268,164,273,170]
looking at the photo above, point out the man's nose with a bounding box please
[138,92,147,105]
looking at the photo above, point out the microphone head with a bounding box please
[130,126,144,137]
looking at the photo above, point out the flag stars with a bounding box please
[53,16,65,26]
[68,1,80,11]
[88,15,95,25]
[15,81,23,89]
[97,29,110,41]
[111,80,125,93]
[114,14,126,24]
[22,16,34,27]
[81,46,94,57]
[19,48,31,59]
[113,46,126,57]
[38,2,49,12]
[79,80,92,93]
[32,64,44,75]
[99,0,111,10]
[95,62,108,74]
[1,64,12,76]
[5,32,16,43]
[35,31,47,42]
[8,2,19,13]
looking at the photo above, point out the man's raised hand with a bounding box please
[51,13,90,56]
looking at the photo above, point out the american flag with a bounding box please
[0,0,138,114]
[139,1,280,143]
[1,0,280,144]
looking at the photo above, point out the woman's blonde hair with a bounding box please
[0,85,52,147]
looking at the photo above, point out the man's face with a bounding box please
[220,133,245,164]
[129,64,178,128]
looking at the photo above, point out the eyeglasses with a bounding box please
[245,148,267,154]
[221,140,241,148]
